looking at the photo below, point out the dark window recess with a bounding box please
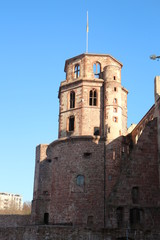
[89,89,97,106]
[74,64,80,78]
[116,207,123,227]
[47,159,52,163]
[76,175,84,186]
[69,116,74,131]
[113,76,116,80]
[108,175,112,181]
[70,91,75,108]
[87,216,94,226]
[130,208,141,226]
[83,152,92,158]
[94,127,100,136]
[114,87,117,91]
[44,212,49,225]
[93,62,100,78]
[132,187,139,204]
[43,191,49,195]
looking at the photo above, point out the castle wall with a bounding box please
[0,225,160,240]
[0,215,31,227]
[32,137,105,227]
[105,118,160,229]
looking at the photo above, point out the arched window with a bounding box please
[89,89,97,106]
[70,91,75,108]
[93,62,101,78]
[68,116,75,131]
[76,175,84,186]
[74,64,80,78]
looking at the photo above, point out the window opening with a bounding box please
[87,216,94,226]
[74,64,80,78]
[76,175,84,186]
[113,117,118,122]
[130,208,141,226]
[93,62,100,78]
[113,151,116,160]
[108,175,112,181]
[89,89,97,106]
[70,91,75,108]
[94,127,100,136]
[114,87,117,91]
[83,152,92,158]
[116,207,123,227]
[44,212,49,225]
[132,187,139,204]
[114,98,117,104]
[47,159,52,163]
[69,116,74,131]
[113,107,117,113]
[113,76,116,80]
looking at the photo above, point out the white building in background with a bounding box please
[0,192,23,210]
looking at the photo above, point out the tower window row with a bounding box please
[73,62,101,79]
[73,63,117,80]
[69,89,97,109]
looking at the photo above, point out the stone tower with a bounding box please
[31,53,129,227]
[58,53,128,142]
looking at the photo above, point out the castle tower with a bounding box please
[31,53,128,227]
[58,53,128,141]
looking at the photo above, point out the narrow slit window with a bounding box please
[113,117,118,122]
[116,207,123,227]
[132,187,139,204]
[114,98,117,104]
[113,151,116,160]
[70,91,75,108]
[89,89,97,106]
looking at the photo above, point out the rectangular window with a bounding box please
[94,127,100,136]
[116,207,123,227]
[132,187,139,204]
[69,116,74,131]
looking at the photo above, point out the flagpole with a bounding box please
[86,11,89,53]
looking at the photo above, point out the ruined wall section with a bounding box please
[105,118,160,230]
[32,144,52,224]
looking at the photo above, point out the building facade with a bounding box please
[31,53,160,239]
[0,192,22,211]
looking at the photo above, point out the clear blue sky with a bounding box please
[0,0,160,202]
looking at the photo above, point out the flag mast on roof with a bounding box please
[86,11,89,53]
